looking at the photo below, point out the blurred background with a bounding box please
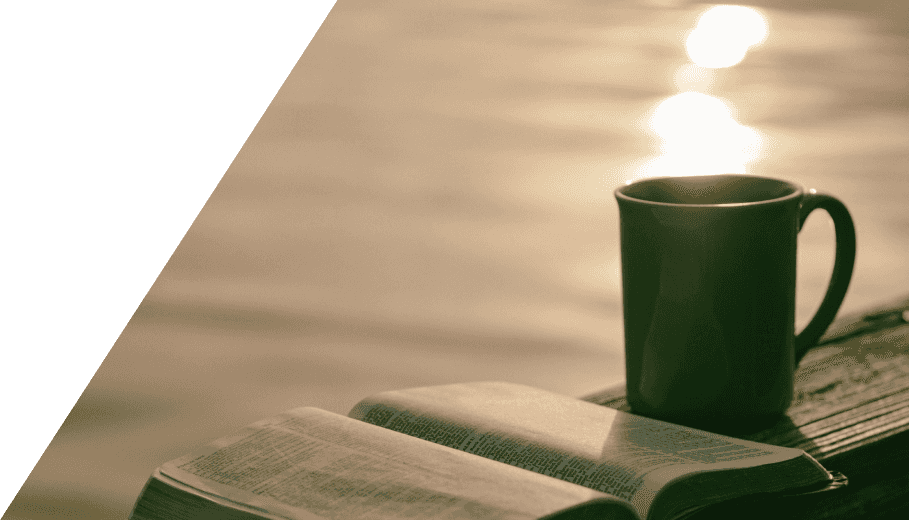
[5,0,908,518]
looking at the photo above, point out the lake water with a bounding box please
[7,1,908,518]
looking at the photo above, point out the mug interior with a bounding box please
[617,174,801,206]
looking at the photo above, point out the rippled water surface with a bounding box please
[7,1,908,518]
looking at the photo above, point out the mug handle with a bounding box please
[793,191,857,364]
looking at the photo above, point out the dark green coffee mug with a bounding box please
[615,174,855,432]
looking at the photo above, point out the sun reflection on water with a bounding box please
[640,92,762,178]
[633,5,768,180]
[686,5,768,69]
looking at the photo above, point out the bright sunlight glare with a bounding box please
[636,92,762,179]
[686,5,768,68]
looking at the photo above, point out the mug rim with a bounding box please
[615,173,804,208]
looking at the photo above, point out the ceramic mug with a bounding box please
[615,174,856,432]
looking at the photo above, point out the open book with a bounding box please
[129,382,844,520]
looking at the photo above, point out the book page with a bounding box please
[159,407,638,520]
[349,382,824,519]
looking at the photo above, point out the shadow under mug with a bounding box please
[615,174,856,433]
